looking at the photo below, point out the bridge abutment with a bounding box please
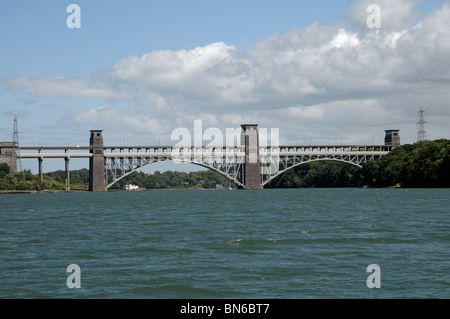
[89,130,106,192]
[241,124,263,189]
[0,142,17,172]
[384,129,400,149]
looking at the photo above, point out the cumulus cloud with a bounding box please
[346,0,421,31]
[3,76,129,100]
[66,105,163,134]
[2,0,450,144]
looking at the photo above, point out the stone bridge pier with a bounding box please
[89,130,106,192]
[240,124,263,189]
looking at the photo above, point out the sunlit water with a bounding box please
[0,188,449,298]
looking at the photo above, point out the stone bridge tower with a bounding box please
[89,130,106,191]
[241,124,263,189]
[384,129,400,149]
[0,142,17,172]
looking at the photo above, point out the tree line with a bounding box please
[0,164,88,191]
[361,139,450,188]
[109,169,234,189]
[267,139,450,188]
[0,164,234,191]
[43,168,234,189]
[1,139,449,191]
[265,161,362,188]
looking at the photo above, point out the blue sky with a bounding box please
[1,0,449,173]
[1,0,360,77]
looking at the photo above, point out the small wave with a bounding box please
[128,283,225,298]
[226,239,242,246]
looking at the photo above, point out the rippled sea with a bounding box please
[0,188,449,298]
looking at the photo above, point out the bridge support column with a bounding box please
[241,124,263,189]
[89,130,106,192]
[38,157,43,182]
[65,157,70,192]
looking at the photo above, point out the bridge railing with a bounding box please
[17,144,391,153]
[261,145,392,153]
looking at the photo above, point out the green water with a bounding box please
[0,188,449,298]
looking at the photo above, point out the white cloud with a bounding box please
[3,77,129,100]
[346,0,421,31]
[66,105,165,133]
[2,1,450,145]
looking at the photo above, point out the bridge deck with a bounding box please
[19,142,390,157]
[19,150,389,159]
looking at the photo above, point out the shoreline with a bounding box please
[1,186,448,194]
[0,189,89,194]
[0,187,225,194]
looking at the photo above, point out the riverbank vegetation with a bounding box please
[267,139,450,188]
[0,163,233,191]
[0,163,88,191]
[361,139,450,188]
[265,161,362,188]
[1,139,449,191]
[42,168,233,190]
[109,170,234,189]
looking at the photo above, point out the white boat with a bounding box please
[123,184,139,191]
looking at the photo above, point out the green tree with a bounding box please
[361,139,450,187]
[0,163,10,177]
[266,161,362,188]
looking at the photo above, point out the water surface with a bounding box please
[0,188,448,298]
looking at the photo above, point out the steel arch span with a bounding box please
[104,156,244,189]
[260,151,386,186]
[104,151,387,189]
[261,158,364,187]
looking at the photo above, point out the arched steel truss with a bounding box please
[104,145,389,189]
[104,146,245,188]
